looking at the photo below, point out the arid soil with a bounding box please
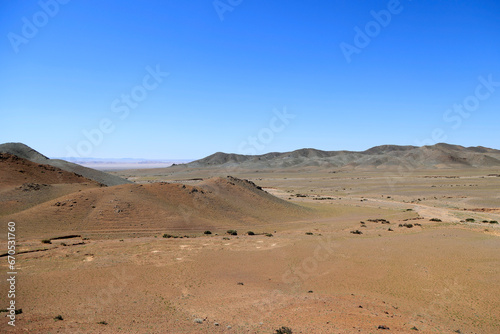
[1,159,499,333]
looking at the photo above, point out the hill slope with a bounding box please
[6,176,309,238]
[181,143,500,170]
[0,142,131,186]
[0,153,102,216]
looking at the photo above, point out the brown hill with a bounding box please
[0,142,131,186]
[0,153,97,188]
[6,176,309,239]
[0,153,102,216]
[179,143,500,170]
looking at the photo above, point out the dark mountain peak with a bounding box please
[363,145,417,155]
[0,142,49,162]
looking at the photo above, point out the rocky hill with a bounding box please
[0,142,132,186]
[181,143,500,170]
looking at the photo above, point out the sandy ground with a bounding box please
[1,168,499,333]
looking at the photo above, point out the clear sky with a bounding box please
[1,0,499,159]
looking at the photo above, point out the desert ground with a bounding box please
[1,150,500,333]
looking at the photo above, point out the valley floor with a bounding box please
[1,168,499,333]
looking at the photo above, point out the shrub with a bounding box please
[97,321,108,325]
[227,230,237,236]
[204,230,212,235]
[275,327,293,334]
[42,239,52,244]
[163,234,179,238]
[54,315,63,321]
[350,230,363,235]
[247,231,255,235]
[430,218,442,222]
[490,221,499,224]
[265,233,273,237]
[466,218,475,222]
[305,232,313,235]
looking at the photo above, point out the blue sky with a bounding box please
[1,0,499,159]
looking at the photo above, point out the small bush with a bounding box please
[490,220,499,224]
[163,234,179,238]
[247,231,255,235]
[227,230,237,236]
[305,232,313,235]
[222,237,230,240]
[204,230,212,235]
[265,233,273,237]
[430,218,442,222]
[97,321,108,325]
[275,326,293,334]
[466,218,475,222]
[42,239,52,244]
[350,230,363,235]
[54,315,63,321]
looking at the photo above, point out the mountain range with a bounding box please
[179,143,500,170]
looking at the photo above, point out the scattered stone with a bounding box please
[193,318,203,324]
